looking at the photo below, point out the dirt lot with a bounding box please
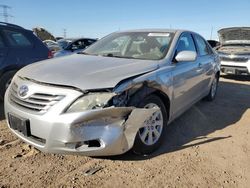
[0,75,249,188]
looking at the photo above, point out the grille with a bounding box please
[220,56,248,62]
[9,82,65,113]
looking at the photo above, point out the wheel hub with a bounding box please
[139,103,163,146]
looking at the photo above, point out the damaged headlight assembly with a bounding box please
[66,93,115,113]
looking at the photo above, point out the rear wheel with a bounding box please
[133,95,168,155]
[205,74,219,101]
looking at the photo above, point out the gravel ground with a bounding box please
[0,75,249,188]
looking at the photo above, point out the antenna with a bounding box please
[210,26,213,40]
[0,4,13,23]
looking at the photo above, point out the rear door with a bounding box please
[2,29,35,68]
[193,34,215,96]
[171,32,203,117]
[0,32,9,74]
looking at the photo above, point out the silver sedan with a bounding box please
[4,29,220,156]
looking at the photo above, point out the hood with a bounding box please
[17,54,159,91]
[218,27,250,45]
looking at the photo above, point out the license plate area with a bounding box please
[225,68,235,74]
[8,113,31,136]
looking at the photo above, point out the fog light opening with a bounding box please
[66,139,102,150]
[84,139,101,148]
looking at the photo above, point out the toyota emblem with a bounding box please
[18,85,29,97]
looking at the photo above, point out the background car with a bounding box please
[0,22,52,100]
[217,27,250,75]
[43,39,61,54]
[57,38,72,49]
[54,38,97,57]
[207,40,220,49]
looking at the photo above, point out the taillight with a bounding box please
[48,51,53,58]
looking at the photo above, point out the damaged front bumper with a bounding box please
[5,94,157,156]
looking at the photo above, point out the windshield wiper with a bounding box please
[78,51,91,55]
[103,53,136,59]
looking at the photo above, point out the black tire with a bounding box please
[0,71,16,100]
[132,94,168,155]
[205,74,219,101]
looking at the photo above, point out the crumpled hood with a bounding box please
[17,54,159,90]
[218,27,250,44]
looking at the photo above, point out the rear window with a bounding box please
[3,30,32,47]
[193,34,210,56]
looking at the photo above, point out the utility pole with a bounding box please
[210,26,213,40]
[0,4,13,23]
[63,28,67,38]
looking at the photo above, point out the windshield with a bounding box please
[84,32,174,60]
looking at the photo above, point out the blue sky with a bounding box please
[1,0,250,40]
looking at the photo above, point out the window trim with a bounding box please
[172,32,197,63]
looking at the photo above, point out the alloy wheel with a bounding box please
[139,103,164,146]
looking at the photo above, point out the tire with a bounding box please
[132,94,168,155]
[205,74,219,101]
[0,71,16,100]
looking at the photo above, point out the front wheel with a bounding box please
[132,95,168,155]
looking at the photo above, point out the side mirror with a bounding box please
[175,51,197,62]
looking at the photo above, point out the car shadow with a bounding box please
[221,74,250,81]
[102,79,250,161]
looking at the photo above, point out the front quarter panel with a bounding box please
[113,64,174,120]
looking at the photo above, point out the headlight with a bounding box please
[66,93,115,113]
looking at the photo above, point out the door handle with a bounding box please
[196,63,203,73]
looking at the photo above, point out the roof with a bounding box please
[0,22,24,29]
[116,28,180,33]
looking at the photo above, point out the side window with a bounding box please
[71,40,86,50]
[0,34,5,48]
[176,33,196,53]
[87,39,96,45]
[194,35,210,56]
[3,30,32,47]
[83,39,96,47]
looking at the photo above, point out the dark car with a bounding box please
[207,40,220,49]
[0,22,52,99]
[54,38,97,57]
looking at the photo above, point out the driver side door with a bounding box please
[171,32,204,118]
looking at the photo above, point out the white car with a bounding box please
[217,27,250,75]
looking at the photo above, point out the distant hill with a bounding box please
[33,27,56,41]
